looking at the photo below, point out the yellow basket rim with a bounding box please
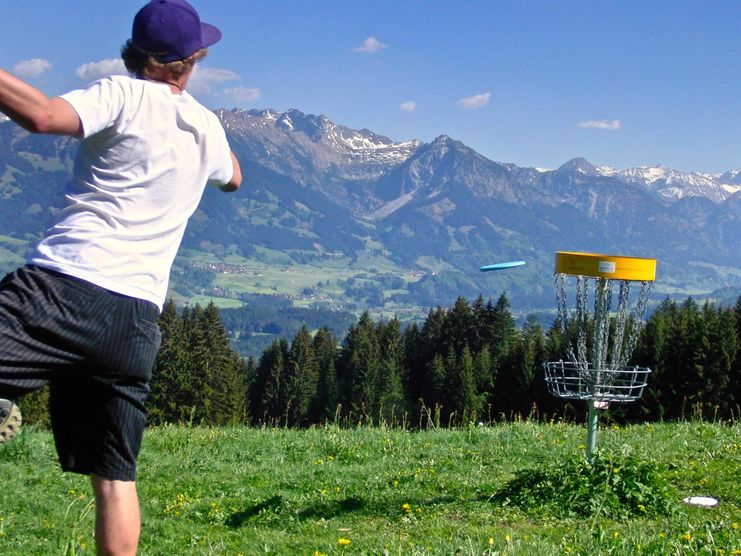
[554,251,657,281]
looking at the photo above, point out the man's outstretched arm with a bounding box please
[0,68,81,137]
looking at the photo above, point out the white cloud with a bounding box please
[223,86,261,104]
[188,66,240,94]
[13,58,53,79]
[75,59,128,80]
[578,119,622,130]
[354,36,387,54]
[457,92,491,110]
[400,101,416,112]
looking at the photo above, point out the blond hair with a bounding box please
[121,40,208,79]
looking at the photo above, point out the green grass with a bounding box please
[2,422,738,555]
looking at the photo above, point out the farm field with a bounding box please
[175,249,433,326]
[0,421,739,555]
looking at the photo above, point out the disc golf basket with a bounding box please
[544,251,656,462]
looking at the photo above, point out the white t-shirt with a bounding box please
[27,75,233,311]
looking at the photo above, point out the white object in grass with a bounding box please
[682,496,718,507]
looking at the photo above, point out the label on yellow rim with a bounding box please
[555,251,657,281]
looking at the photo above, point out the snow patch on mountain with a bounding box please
[597,164,740,203]
[215,108,421,182]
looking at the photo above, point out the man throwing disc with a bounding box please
[0,1,241,553]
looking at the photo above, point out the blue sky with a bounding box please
[2,0,740,173]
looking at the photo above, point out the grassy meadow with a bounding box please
[1,420,739,555]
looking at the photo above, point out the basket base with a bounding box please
[543,361,651,403]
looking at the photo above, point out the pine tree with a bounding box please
[376,318,407,424]
[197,303,249,425]
[630,298,673,420]
[426,352,448,425]
[338,312,380,420]
[495,315,545,417]
[284,326,319,426]
[411,307,450,414]
[486,294,519,397]
[473,345,493,399]
[447,345,481,424]
[402,322,424,408]
[700,303,738,418]
[250,338,289,424]
[671,299,704,418]
[733,297,741,411]
[311,327,340,423]
[148,301,248,425]
[444,297,475,355]
[149,300,193,424]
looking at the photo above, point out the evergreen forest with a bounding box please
[151,294,741,428]
[18,295,741,428]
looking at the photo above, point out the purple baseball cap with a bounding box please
[132,0,222,62]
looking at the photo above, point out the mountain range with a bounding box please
[0,108,739,313]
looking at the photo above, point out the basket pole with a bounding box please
[586,402,598,463]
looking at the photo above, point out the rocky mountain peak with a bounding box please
[719,169,741,185]
[556,157,600,175]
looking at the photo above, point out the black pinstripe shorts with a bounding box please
[0,265,161,481]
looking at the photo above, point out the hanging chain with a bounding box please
[610,281,630,368]
[575,275,589,369]
[619,280,653,366]
[554,274,650,376]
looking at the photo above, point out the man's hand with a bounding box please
[0,68,81,137]
[220,151,242,192]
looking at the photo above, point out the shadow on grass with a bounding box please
[296,496,365,519]
[225,495,284,528]
[226,493,462,528]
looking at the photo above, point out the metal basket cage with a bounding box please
[543,360,651,402]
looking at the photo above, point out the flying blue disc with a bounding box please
[479,260,526,272]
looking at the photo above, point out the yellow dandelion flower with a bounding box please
[402,503,412,513]
[638,504,646,513]
[488,537,494,547]
[613,531,619,539]
[681,532,692,542]
[732,522,739,530]
[505,534,511,543]
[338,538,351,547]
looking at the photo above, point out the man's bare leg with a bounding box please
[90,474,140,556]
